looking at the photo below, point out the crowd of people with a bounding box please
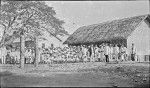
[0,43,136,65]
[39,43,130,64]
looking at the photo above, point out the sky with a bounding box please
[0,1,149,47]
[45,0,149,34]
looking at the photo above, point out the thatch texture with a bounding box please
[64,14,150,46]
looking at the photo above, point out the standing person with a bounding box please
[6,52,11,64]
[100,44,105,62]
[120,45,127,62]
[82,45,85,62]
[120,45,124,62]
[95,45,99,62]
[76,46,80,62]
[109,44,114,62]
[86,46,90,62]
[131,43,136,61]
[104,43,110,63]
[91,44,95,62]
[80,45,84,62]
[113,44,119,62]
[123,45,128,61]
[83,46,88,62]
[97,45,101,62]
[88,45,92,62]
[1,47,7,64]
[123,46,128,61]
[78,45,83,62]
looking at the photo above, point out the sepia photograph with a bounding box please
[0,0,150,87]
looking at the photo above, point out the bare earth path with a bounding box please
[0,62,149,87]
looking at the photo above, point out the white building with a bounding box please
[64,14,150,62]
[127,15,150,62]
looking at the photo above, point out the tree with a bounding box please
[0,1,69,68]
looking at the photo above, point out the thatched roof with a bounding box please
[64,14,150,46]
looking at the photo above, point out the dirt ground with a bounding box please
[0,62,149,87]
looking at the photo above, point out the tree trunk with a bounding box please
[34,36,39,67]
[20,35,25,68]
[0,30,7,48]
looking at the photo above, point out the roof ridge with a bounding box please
[84,14,149,28]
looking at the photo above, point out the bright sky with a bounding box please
[0,1,149,47]
[45,1,149,34]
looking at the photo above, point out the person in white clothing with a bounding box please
[123,46,128,61]
[91,44,95,62]
[87,46,91,62]
[100,44,105,62]
[104,43,110,62]
[124,46,128,61]
[95,45,99,62]
[113,44,119,62]
[83,46,88,62]
[120,45,125,61]
[109,44,114,61]
[97,45,102,62]
[1,47,7,64]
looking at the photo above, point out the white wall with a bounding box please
[38,35,69,48]
[127,20,150,56]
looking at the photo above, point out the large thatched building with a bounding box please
[64,14,150,62]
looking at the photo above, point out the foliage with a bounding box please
[0,1,69,47]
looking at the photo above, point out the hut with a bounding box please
[64,14,150,62]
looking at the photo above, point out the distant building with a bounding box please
[64,14,150,62]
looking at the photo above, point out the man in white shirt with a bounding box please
[109,44,114,61]
[104,43,110,62]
